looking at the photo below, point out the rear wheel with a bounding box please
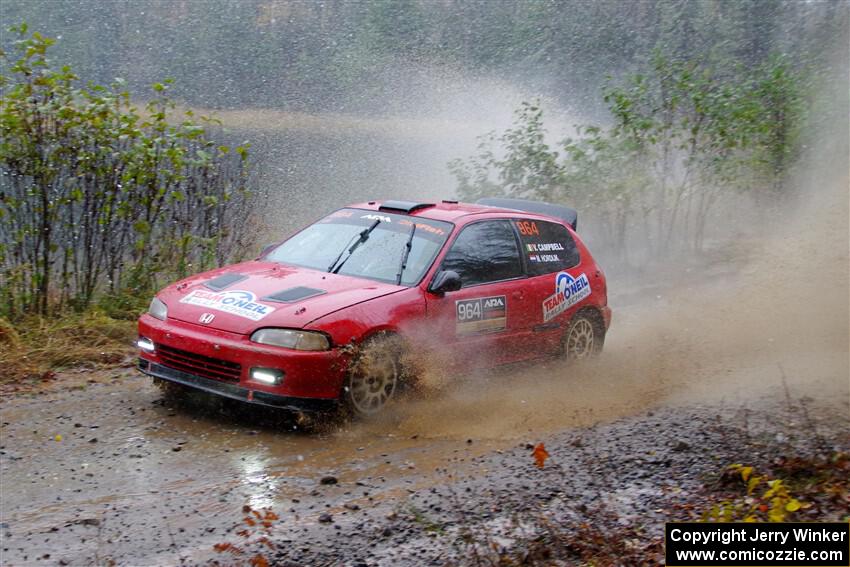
[563,311,604,360]
[343,334,406,417]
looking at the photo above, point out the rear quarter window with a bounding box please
[514,219,580,276]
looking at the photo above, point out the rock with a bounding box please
[88,438,98,443]
[318,513,333,524]
[672,441,690,452]
[172,446,182,452]
[344,502,360,511]
[320,475,338,485]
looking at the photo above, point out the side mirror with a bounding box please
[428,270,462,295]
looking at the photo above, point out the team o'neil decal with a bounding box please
[542,271,591,322]
[456,296,507,335]
[180,289,274,321]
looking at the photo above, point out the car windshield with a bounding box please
[265,208,453,286]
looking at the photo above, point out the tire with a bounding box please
[563,311,604,360]
[343,334,407,417]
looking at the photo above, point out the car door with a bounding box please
[512,217,586,355]
[424,219,533,369]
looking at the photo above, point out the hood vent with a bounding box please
[204,273,248,291]
[263,286,326,303]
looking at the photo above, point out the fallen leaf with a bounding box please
[213,542,243,555]
[532,443,550,469]
[249,554,269,567]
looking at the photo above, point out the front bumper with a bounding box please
[138,313,350,402]
[138,358,338,412]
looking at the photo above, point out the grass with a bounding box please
[0,311,137,385]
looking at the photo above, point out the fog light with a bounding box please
[137,337,155,352]
[250,368,283,385]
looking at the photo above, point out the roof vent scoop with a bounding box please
[378,200,435,214]
[476,197,578,231]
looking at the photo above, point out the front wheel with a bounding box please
[563,312,604,360]
[343,334,406,417]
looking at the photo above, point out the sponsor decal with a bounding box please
[360,213,392,223]
[542,271,591,322]
[180,289,274,321]
[399,219,446,236]
[456,296,507,335]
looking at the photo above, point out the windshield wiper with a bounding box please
[395,222,416,285]
[328,219,381,274]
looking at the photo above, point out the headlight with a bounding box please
[250,328,330,351]
[149,297,168,320]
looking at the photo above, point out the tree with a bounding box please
[449,52,806,262]
[0,24,259,317]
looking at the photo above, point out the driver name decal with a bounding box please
[180,289,274,321]
[456,295,507,335]
[542,271,591,322]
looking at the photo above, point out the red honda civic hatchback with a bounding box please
[137,198,611,417]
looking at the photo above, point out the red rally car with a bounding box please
[137,198,611,417]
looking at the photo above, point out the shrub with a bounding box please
[0,23,261,317]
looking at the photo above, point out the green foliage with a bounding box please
[0,25,260,317]
[450,52,806,262]
[448,102,566,202]
[706,464,805,523]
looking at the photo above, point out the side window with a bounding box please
[442,221,523,287]
[514,219,580,276]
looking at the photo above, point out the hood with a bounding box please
[158,261,404,335]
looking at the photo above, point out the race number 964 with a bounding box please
[455,296,507,335]
[457,300,482,321]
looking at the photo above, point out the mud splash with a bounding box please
[350,143,849,442]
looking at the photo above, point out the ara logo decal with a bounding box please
[542,271,591,322]
[180,289,274,321]
[455,295,507,335]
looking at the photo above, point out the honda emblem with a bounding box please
[199,313,215,324]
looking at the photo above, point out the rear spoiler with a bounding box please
[476,197,578,231]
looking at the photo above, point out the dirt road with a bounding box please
[2,184,848,565]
